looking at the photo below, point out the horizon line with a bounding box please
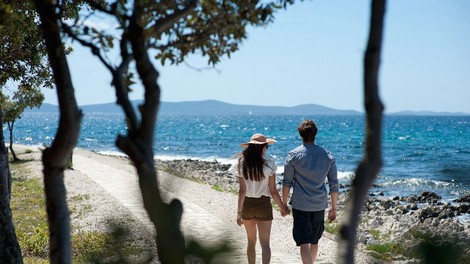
[38,99,470,115]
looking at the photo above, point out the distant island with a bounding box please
[27,100,468,116]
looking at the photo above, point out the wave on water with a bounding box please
[154,154,232,164]
[398,135,412,141]
[382,178,454,189]
[457,214,470,225]
[377,177,469,201]
[338,171,354,181]
[95,150,127,157]
[96,149,234,165]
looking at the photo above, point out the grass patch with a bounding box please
[408,227,434,241]
[69,194,90,202]
[76,224,156,263]
[25,148,34,154]
[22,257,48,264]
[11,176,49,258]
[69,194,94,218]
[10,161,154,262]
[324,221,340,236]
[369,228,381,240]
[366,242,404,261]
[72,232,110,261]
[212,184,224,192]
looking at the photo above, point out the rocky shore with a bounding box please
[357,192,470,262]
[156,158,470,263]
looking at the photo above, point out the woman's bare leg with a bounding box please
[244,220,257,264]
[257,220,272,264]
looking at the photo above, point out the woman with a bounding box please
[229,133,290,264]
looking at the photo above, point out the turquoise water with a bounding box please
[11,112,470,201]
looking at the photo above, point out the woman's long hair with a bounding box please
[238,144,266,181]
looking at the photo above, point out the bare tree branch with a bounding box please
[82,0,118,17]
[62,12,140,130]
[61,24,115,72]
[147,0,198,37]
[149,30,213,52]
[112,53,139,130]
[183,61,222,73]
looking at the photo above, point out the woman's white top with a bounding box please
[229,156,277,198]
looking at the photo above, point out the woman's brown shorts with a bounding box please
[241,196,273,221]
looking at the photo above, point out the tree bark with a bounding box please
[337,0,386,263]
[67,152,73,170]
[8,120,19,162]
[111,2,186,263]
[34,1,83,263]
[0,108,23,263]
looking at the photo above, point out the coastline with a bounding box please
[10,144,470,263]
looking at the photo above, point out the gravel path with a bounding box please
[14,145,372,263]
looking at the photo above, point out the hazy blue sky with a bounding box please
[44,0,470,113]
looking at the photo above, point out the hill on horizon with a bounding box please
[28,100,362,115]
[27,99,469,116]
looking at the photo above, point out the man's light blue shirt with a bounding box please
[283,143,339,212]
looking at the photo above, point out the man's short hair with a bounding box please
[298,120,317,143]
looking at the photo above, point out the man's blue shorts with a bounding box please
[292,209,325,246]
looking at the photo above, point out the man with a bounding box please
[282,120,339,264]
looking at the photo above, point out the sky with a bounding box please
[43,0,470,113]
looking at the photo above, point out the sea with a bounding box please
[10,112,470,203]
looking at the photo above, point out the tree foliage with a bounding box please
[0,1,51,87]
[0,0,84,263]
[2,89,45,161]
[67,0,278,66]
[0,0,52,261]
[0,0,53,161]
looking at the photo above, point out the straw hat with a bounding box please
[240,133,277,147]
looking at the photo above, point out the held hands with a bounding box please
[280,203,291,217]
[328,208,337,223]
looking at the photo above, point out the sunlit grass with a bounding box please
[10,160,153,262]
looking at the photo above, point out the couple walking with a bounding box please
[229,120,339,264]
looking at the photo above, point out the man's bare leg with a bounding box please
[310,244,319,263]
[300,244,312,264]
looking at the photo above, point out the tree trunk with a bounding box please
[67,151,73,170]
[8,120,19,162]
[34,1,83,263]
[0,108,23,263]
[337,0,386,263]
[111,2,186,263]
